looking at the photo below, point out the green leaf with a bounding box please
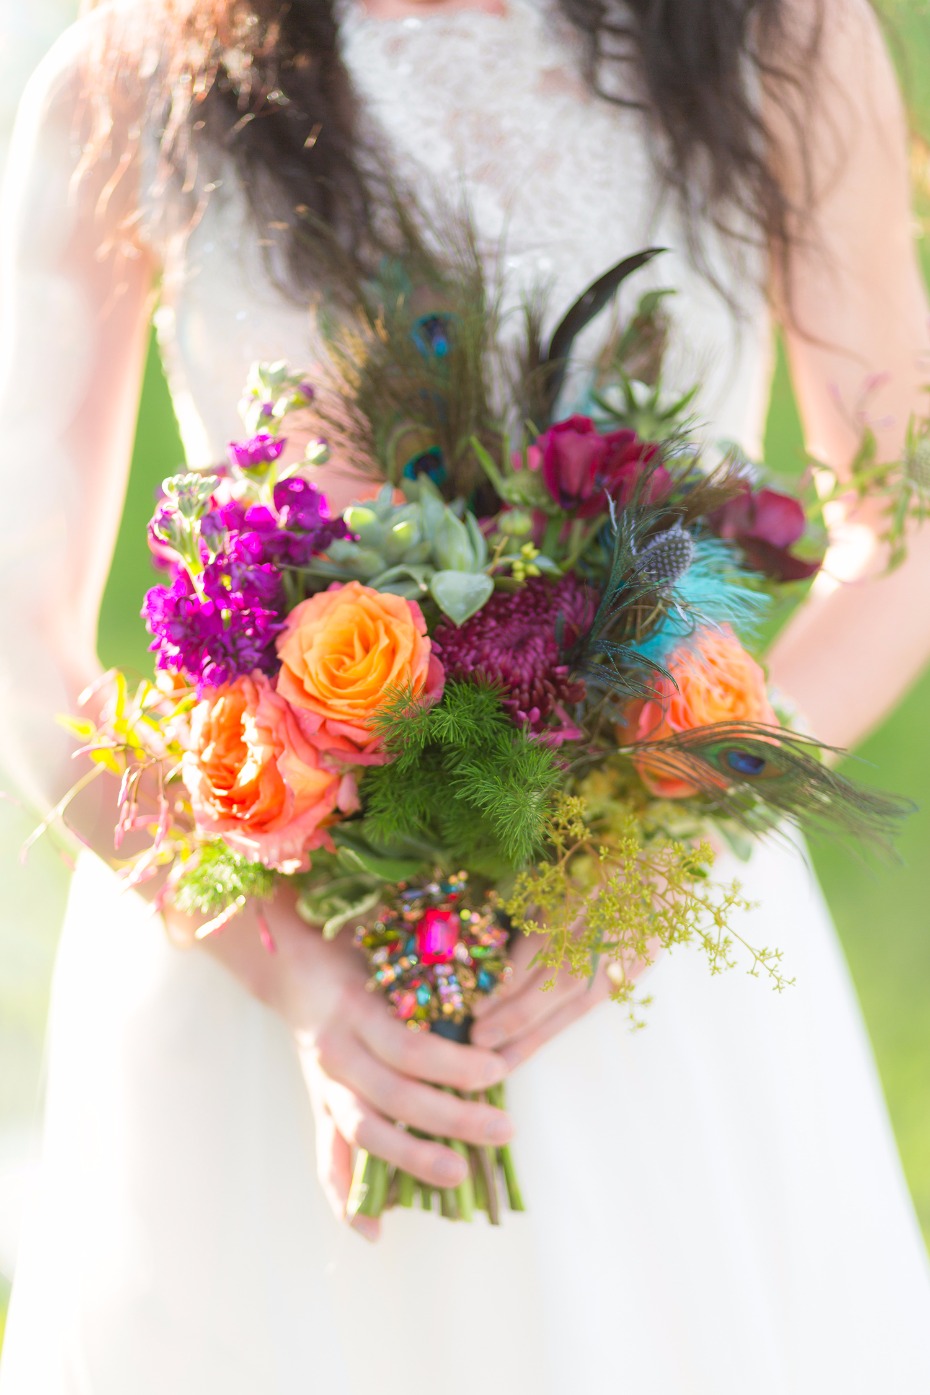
[412,475,447,536]
[433,511,477,571]
[368,563,432,595]
[297,877,383,939]
[341,504,381,544]
[333,830,427,881]
[464,510,489,568]
[429,570,494,624]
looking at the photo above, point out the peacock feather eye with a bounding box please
[403,445,447,487]
[385,421,439,485]
[725,748,768,777]
[412,313,454,361]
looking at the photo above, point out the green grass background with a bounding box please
[2,0,929,1357]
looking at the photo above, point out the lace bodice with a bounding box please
[147,0,774,511]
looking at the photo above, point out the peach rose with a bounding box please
[275,580,444,754]
[182,672,353,872]
[619,625,776,798]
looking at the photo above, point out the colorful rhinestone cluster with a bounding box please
[355,874,511,1030]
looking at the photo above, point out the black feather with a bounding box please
[542,248,666,419]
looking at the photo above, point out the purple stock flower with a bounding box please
[226,433,286,472]
[271,477,352,564]
[142,553,285,690]
[144,475,355,688]
[200,482,351,570]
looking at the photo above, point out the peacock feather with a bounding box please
[310,197,669,505]
[624,721,914,852]
[570,493,677,700]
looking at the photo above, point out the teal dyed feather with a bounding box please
[571,500,675,699]
[632,536,769,665]
[625,721,914,853]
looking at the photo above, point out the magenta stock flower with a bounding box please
[432,574,594,738]
[201,481,351,570]
[226,433,286,472]
[142,555,285,691]
[533,415,669,517]
[144,477,353,689]
[271,477,352,564]
[707,484,823,582]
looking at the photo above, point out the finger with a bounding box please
[470,933,542,1019]
[470,959,552,1026]
[471,970,586,1050]
[317,1108,382,1242]
[497,992,594,1072]
[329,1032,513,1147]
[324,1079,470,1190]
[497,965,617,1069]
[314,1103,353,1222]
[355,1001,508,1091]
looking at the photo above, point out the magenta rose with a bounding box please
[708,483,822,582]
[534,416,667,517]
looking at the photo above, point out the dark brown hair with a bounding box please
[100,0,828,291]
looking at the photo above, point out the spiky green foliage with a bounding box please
[172,842,276,918]
[360,682,562,874]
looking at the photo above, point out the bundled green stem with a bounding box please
[347,1082,524,1225]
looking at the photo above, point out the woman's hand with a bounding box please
[470,932,650,1070]
[199,893,514,1242]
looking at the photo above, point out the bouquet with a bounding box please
[64,240,922,1224]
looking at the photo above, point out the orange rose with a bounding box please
[619,626,776,798]
[275,580,444,753]
[182,673,352,872]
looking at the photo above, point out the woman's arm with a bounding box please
[474,0,930,1065]
[1,14,511,1241]
[765,0,930,748]
[0,13,158,817]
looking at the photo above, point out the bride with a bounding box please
[2,0,930,1389]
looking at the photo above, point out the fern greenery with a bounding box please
[360,681,562,876]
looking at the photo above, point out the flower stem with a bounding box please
[450,1138,475,1221]
[499,1142,525,1212]
[347,1149,388,1219]
[397,1169,416,1208]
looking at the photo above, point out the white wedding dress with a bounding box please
[3,2,930,1391]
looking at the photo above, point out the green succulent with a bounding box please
[588,370,699,442]
[305,476,494,625]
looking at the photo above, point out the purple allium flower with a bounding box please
[432,574,594,735]
[226,433,286,472]
[142,553,285,691]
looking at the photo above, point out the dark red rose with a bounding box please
[536,416,668,518]
[708,484,822,582]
